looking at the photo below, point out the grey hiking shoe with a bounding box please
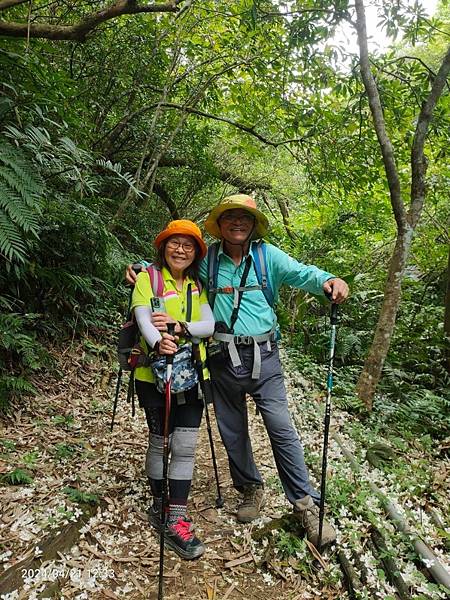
[237,485,264,523]
[293,495,336,548]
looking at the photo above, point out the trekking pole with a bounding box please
[158,323,176,600]
[110,368,122,432]
[192,339,224,509]
[318,301,339,549]
[111,281,135,432]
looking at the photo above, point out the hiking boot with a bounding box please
[293,495,336,548]
[164,517,205,560]
[237,485,264,523]
[148,500,162,531]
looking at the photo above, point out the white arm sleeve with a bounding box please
[134,306,162,349]
[184,303,215,338]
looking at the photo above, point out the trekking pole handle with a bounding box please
[330,302,338,325]
[166,323,176,366]
[125,263,143,290]
[325,292,339,325]
[191,337,202,364]
[129,263,142,284]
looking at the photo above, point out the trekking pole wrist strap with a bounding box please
[178,321,192,338]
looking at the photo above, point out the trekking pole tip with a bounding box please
[215,496,225,508]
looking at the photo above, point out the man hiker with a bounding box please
[203,194,348,547]
[127,194,349,546]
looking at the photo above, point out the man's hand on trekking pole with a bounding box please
[323,278,349,303]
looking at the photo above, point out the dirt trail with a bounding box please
[1,344,448,599]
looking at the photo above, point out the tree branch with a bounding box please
[382,55,438,79]
[153,181,179,219]
[157,155,272,191]
[409,44,450,227]
[161,103,307,147]
[108,100,308,149]
[354,0,406,232]
[0,0,29,10]
[0,0,186,41]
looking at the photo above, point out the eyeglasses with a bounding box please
[166,239,196,253]
[220,211,255,223]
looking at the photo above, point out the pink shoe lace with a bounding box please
[169,518,194,541]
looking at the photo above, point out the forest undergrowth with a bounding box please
[0,342,448,600]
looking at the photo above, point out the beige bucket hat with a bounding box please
[204,194,269,240]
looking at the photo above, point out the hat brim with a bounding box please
[154,227,207,259]
[205,203,269,240]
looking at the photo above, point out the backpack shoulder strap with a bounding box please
[195,278,203,295]
[206,242,220,309]
[251,241,274,307]
[146,264,164,297]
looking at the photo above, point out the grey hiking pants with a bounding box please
[209,342,320,505]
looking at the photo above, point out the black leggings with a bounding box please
[143,402,203,436]
[138,383,203,503]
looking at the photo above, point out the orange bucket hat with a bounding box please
[204,194,269,240]
[154,219,207,259]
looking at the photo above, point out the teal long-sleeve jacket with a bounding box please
[199,241,334,336]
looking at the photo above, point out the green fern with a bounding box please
[2,468,34,485]
[335,393,366,414]
[375,390,450,438]
[337,329,365,361]
[63,486,99,505]
[96,158,143,197]
[0,313,48,369]
[0,138,44,263]
[0,313,49,409]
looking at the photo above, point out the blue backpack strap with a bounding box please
[206,242,220,309]
[251,241,274,307]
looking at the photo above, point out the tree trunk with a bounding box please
[355,226,414,409]
[444,244,450,374]
[274,195,296,241]
[354,2,450,408]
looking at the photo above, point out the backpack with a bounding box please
[206,240,274,309]
[117,265,165,371]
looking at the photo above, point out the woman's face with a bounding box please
[164,235,197,274]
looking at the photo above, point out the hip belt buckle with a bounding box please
[234,335,253,345]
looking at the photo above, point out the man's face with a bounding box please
[218,209,255,244]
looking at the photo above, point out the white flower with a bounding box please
[421,557,435,569]
[262,572,275,586]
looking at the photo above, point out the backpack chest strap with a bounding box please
[209,284,262,295]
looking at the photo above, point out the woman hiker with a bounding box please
[131,220,214,560]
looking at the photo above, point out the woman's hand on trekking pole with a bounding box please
[151,312,183,335]
[157,332,178,355]
[323,278,349,303]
